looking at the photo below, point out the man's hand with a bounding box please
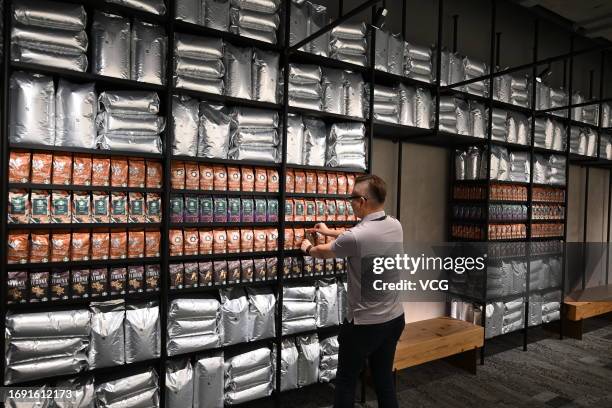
[301,239,313,254]
[308,222,332,236]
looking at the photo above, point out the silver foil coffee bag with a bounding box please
[131,21,167,85]
[282,318,317,335]
[286,114,305,164]
[7,337,88,364]
[199,103,231,158]
[415,87,433,129]
[92,12,130,80]
[231,128,279,146]
[224,44,253,99]
[107,0,166,15]
[289,0,308,51]
[176,0,202,24]
[172,94,199,156]
[225,347,271,376]
[232,0,280,13]
[89,300,125,369]
[246,286,276,341]
[302,117,327,166]
[96,112,165,135]
[125,302,161,363]
[9,71,55,146]
[316,280,339,327]
[283,284,316,301]
[175,57,225,79]
[98,91,160,114]
[5,356,88,385]
[274,339,298,391]
[175,75,224,93]
[12,24,88,54]
[205,0,230,31]
[399,83,416,126]
[321,68,344,115]
[6,309,90,338]
[220,287,250,346]
[229,26,277,44]
[11,45,88,72]
[344,70,366,118]
[175,33,224,60]
[331,22,367,39]
[297,334,319,387]
[166,359,193,408]
[252,49,279,103]
[231,107,279,128]
[95,368,159,407]
[194,353,224,408]
[55,80,96,148]
[225,382,272,405]
[13,0,86,30]
[308,2,329,56]
[230,8,279,32]
[55,376,95,408]
[97,133,163,154]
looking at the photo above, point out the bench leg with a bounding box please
[563,319,583,340]
[444,348,478,375]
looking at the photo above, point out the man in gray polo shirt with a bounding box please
[301,174,404,408]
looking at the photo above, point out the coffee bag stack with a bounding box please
[405,42,434,83]
[96,91,165,154]
[5,309,90,384]
[319,336,339,383]
[166,297,222,356]
[224,348,273,405]
[368,85,400,124]
[330,22,368,67]
[11,0,88,72]
[287,64,323,111]
[282,285,317,335]
[290,0,329,56]
[326,123,367,170]
[230,0,281,44]
[174,34,225,94]
[228,107,280,163]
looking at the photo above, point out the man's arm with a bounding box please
[300,240,336,259]
[309,223,343,238]
[301,229,357,259]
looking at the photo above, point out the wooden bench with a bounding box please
[393,316,484,376]
[360,316,483,402]
[564,284,612,340]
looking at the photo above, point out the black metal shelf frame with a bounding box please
[427,0,581,364]
[6,222,161,230]
[8,183,163,193]
[0,0,611,403]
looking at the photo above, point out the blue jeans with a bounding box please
[334,314,405,408]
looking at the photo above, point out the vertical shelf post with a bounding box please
[582,166,590,290]
[275,0,292,405]
[160,1,175,403]
[0,0,12,387]
[607,169,612,285]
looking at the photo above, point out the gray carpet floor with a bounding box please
[249,314,612,408]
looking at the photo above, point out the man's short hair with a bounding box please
[355,174,387,204]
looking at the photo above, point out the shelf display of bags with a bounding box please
[11,0,88,72]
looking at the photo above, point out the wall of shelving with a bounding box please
[363,0,612,323]
[374,3,611,233]
[2,0,612,405]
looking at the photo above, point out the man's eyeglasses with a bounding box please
[349,195,368,201]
